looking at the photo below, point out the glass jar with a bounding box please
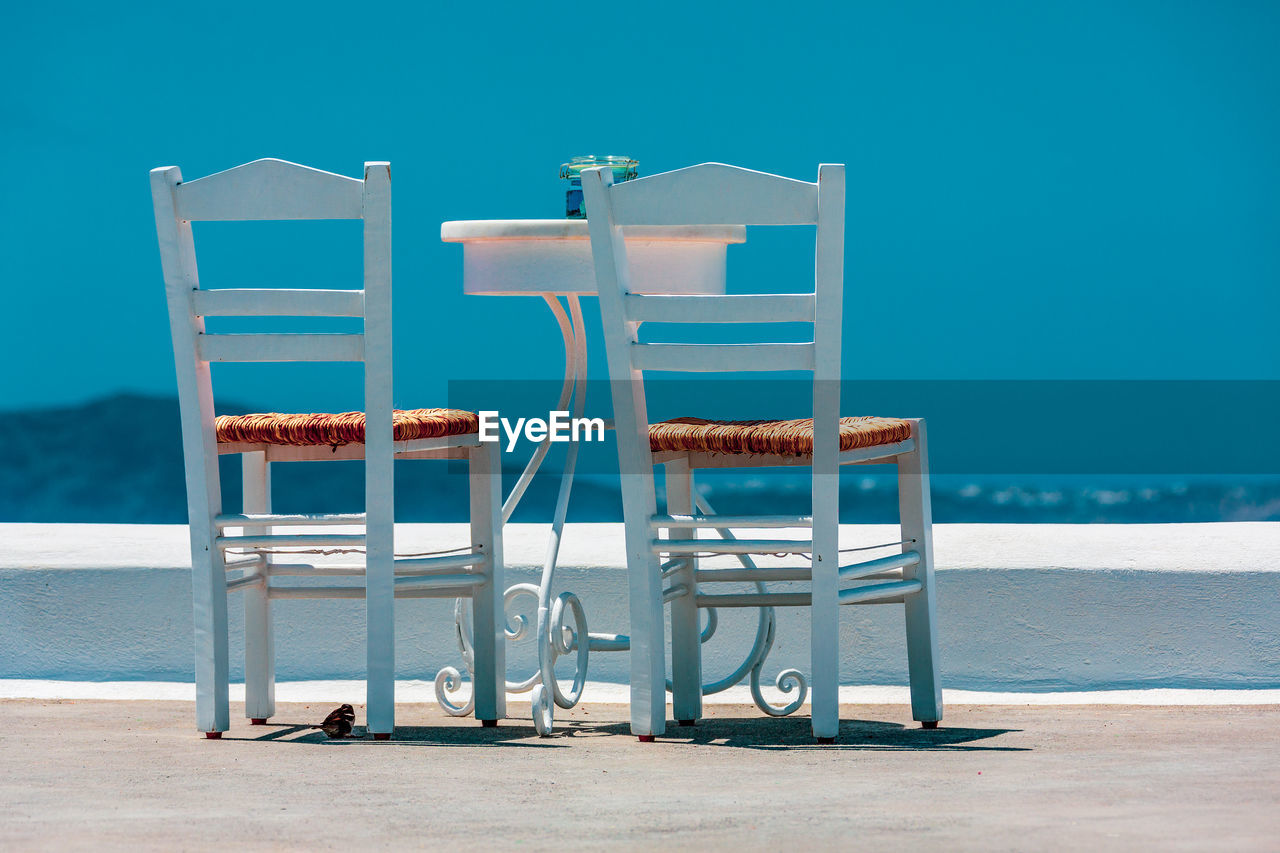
[559,155,638,218]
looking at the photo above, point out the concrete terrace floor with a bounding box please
[2,701,1278,850]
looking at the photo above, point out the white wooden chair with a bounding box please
[581,162,942,743]
[151,158,505,738]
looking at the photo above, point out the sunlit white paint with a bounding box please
[3,522,1278,692]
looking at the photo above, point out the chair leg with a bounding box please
[469,442,506,725]
[899,420,942,726]
[624,475,667,739]
[810,471,840,741]
[365,573,394,734]
[810,603,839,739]
[365,443,395,737]
[191,527,230,736]
[241,452,275,724]
[665,459,701,726]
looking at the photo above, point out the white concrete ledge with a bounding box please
[2,523,1277,691]
[4,679,1280,706]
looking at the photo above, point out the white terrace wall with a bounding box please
[2,523,1278,690]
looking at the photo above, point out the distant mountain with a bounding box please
[0,394,1276,523]
[0,393,195,522]
[0,393,623,523]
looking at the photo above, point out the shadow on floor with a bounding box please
[225,722,556,747]
[569,717,1026,752]
[228,716,1024,752]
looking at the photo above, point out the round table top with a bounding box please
[441,219,746,243]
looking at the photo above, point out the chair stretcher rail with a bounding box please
[654,538,813,556]
[394,573,487,592]
[695,578,923,609]
[650,513,812,530]
[837,578,922,604]
[394,552,485,572]
[234,553,485,578]
[224,575,264,593]
[695,566,813,582]
[215,512,366,529]
[222,555,266,572]
[839,550,920,580]
[215,533,366,550]
[267,582,482,600]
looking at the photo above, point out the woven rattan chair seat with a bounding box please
[649,416,912,456]
[215,408,479,448]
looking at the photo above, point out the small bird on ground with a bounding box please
[315,704,357,738]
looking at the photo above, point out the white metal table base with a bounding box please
[434,294,805,734]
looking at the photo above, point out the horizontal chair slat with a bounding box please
[268,586,366,599]
[654,538,812,555]
[394,552,485,572]
[191,288,364,318]
[262,560,480,577]
[215,533,365,550]
[839,551,920,581]
[224,575,264,592]
[395,586,478,599]
[695,583,921,609]
[222,555,265,571]
[198,333,364,363]
[630,342,815,372]
[660,558,690,577]
[175,159,364,221]
[696,592,813,608]
[394,573,486,591]
[695,567,912,584]
[838,579,922,605]
[267,585,480,600]
[651,514,812,530]
[625,294,815,324]
[663,584,690,602]
[608,163,818,226]
[261,563,367,577]
[696,566,812,582]
[839,439,915,465]
[215,513,366,529]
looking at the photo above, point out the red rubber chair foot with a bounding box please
[816,736,836,745]
[921,721,939,729]
[373,732,391,741]
[250,718,268,726]
[677,719,696,727]
[204,731,222,739]
[637,734,656,743]
[481,719,498,728]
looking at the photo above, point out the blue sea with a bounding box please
[1,394,1275,524]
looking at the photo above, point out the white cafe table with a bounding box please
[440,220,745,733]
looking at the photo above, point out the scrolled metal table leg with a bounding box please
[527,295,591,735]
[438,294,597,735]
[678,491,810,717]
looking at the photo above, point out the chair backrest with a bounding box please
[150,158,393,535]
[581,161,846,504]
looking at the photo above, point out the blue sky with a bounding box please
[1,0,1276,415]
